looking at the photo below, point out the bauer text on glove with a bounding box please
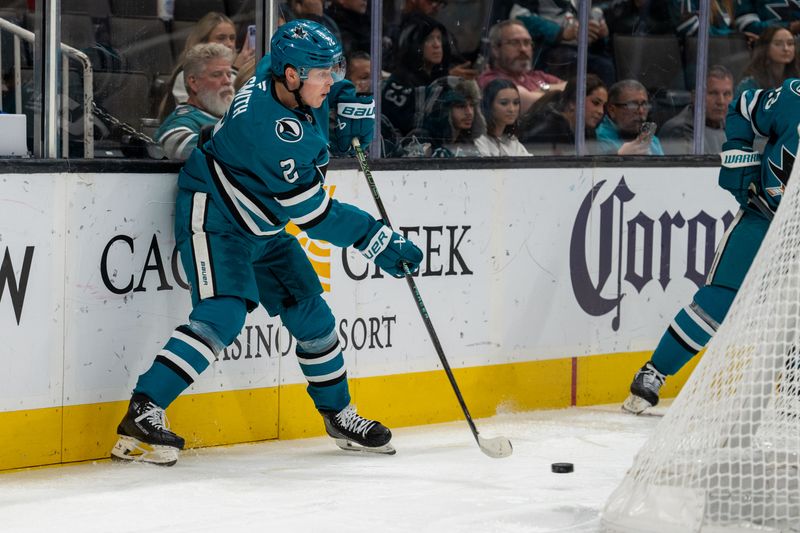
[356,221,423,278]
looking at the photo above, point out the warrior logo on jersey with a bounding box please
[791,79,800,98]
[275,118,304,143]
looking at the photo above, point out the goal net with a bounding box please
[601,155,800,533]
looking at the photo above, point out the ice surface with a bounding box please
[0,406,662,533]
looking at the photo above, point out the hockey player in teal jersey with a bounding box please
[111,19,423,465]
[623,78,799,414]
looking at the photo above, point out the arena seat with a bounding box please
[174,0,227,21]
[613,34,686,91]
[685,35,751,85]
[94,70,152,126]
[109,16,174,74]
[109,0,158,18]
[60,13,95,50]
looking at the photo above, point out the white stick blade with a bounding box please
[478,435,513,458]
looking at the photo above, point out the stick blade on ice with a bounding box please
[478,435,513,458]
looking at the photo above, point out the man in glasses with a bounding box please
[111,20,423,466]
[478,19,566,114]
[596,79,664,155]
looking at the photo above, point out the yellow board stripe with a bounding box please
[0,351,700,472]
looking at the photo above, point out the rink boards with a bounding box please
[0,166,733,470]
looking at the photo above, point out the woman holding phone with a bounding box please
[159,12,255,120]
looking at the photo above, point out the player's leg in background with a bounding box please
[624,209,770,414]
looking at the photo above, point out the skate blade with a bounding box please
[110,435,180,466]
[333,438,396,455]
[621,394,654,415]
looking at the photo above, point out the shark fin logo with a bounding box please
[275,118,303,143]
[285,185,336,292]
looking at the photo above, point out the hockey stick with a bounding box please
[352,138,513,459]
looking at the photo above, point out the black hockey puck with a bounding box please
[551,462,574,473]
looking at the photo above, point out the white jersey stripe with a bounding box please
[683,304,716,338]
[159,349,200,382]
[211,160,284,236]
[291,193,330,225]
[297,349,341,366]
[191,193,216,300]
[305,366,346,383]
[670,321,705,352]
[276,182,321,207]
[173,330,216,364]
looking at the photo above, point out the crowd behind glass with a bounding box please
[0,0,797,159]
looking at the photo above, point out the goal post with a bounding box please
[601,153,800,533]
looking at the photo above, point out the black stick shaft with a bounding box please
[352,140,482,444]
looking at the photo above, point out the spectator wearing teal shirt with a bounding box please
[596,79,664,156]
[155,43,234,160]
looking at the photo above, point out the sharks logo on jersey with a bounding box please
[766,146,795,197]
[276,118,304,143]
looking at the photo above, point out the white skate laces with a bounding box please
[137,402,170,432]
[642,363,666,392]
[335,405,375,438]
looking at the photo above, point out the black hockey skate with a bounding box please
[320,405,395,455]
[622,361,666,415]
[111,393,185,466]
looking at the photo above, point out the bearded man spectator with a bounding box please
[155,43,234,160]
[478,19,566,114]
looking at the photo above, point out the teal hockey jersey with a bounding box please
[178,55,375,248]
[727,78,800,211]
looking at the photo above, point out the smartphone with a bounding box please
[639,121,656,142]
[247,24,256,49]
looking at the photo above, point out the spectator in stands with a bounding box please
[478,20,566,114]
[519,74,607,153]
[735,0,800,37]
[419,77,485,157]
[596,79,664,155]
[284,0,342,43]
[669,0,735,38]
[660,65,734,155]
[346,51,371,93]
[159,12,253,120]
[155,44,234,160]
[474,79,530,156]
[736,27,799,96]
[327,0,371,58]
[512,4,615,86]
[381,15,452,138]
[383,0,475,79]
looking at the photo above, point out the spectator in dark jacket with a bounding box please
[520,73,607,154]
[381,15,453,138]
[326,0,371,57]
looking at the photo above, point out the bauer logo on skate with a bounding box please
[570,177,735,331]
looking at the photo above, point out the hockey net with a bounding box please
[602,155,800,533]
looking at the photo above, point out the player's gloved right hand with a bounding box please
[719,140,761,207]
[356,220,423,278]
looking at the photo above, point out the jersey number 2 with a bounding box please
[280,158,299,183]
